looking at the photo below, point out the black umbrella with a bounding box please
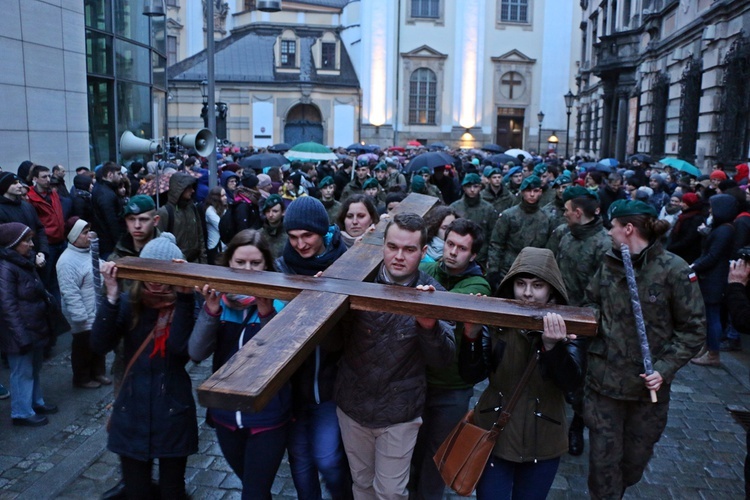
[428,142,448,151]
[239,153,288,171]
[629,153,653,164]
[488,153,521,166]
[405,152,455,173]
[346,143,369,153]
[481,144,505,154]
[268,143,290,153]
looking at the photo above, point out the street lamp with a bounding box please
[548,132,559,151]
[564,90,575,159]
[143,0,165,16]
[200,80,208,128]
[537,111,545,153]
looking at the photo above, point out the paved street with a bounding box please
[0,330,748,499]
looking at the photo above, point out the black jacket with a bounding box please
[0,196,50,257]
[92,180,124,256]
[91,292,198,461]
[0,248,51,354]
[693,195,738,303]
[667,203,706,264]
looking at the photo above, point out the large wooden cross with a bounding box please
[116,193,597,413]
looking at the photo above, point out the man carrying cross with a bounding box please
[334,213,455,499]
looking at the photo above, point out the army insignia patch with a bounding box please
[688,272,697,282]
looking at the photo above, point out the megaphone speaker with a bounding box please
[120,131,161,158]
[176,129,216,157]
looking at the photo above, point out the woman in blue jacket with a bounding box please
[189,229,290,499]
[93,233,198,499]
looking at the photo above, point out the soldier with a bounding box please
[542,171,573,231]
[417,167,445,202]
[534,163,557,207]
[317,176,341,225]
[481,167,514,214]
[362,178,385,210]
[260,194,287,258]
[450,173,498,267]
[583,199,705,499]
[340,160,370,202]
[505,166,524,199]
[385,160,407,192]
[550,185,611,457]
[487,175,553,285]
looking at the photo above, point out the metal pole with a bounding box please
[565,110,571,159]
[537,123,542,153]
[206,0,218,188]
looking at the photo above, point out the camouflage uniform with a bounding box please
[554,217,610,307]
[261,220,287,259]
[426,182,444,202]
[340,178,365,202]
[583,242,706,499]
[481,185,515,214]
[385,171,407,191]
[538,185,556,207]
[449,196,498,266]
[321,198,341,225]
[487,201,553,277]
[542,196,566,230]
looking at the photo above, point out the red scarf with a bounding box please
[141,284,177,358]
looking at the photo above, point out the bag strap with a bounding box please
[115,331,155,400]
[494,349,539,430]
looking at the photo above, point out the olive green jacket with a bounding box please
[487,201,553,276]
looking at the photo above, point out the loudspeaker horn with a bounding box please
[120,131,161,158]
[175,129,216,157]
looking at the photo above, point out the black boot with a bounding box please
[101,479,126,500]
[568,413,585,456]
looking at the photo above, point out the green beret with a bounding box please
[608,199,658,220]
[411,175,426,192]
[373,163,387,172]
[462,173,482,186]
[533,163,548,176]
[417,166,431,175]
[483,166,495,178]
[553,172,573,186]
[317,176,334,189]
[363,178,379,190]
[262,194,284,212]
[520,175,542,191]
[357,159,370,168]
[562,185,598,203]
[122,195,155,216]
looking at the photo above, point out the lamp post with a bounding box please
[199,80,208,128]
[548,132,559,151]
[564,90,574,159]
[537,111,544,153]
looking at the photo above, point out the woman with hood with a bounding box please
[691,193,739,366]
[220,171,240,205]
[459,247,586,499]
[666,192,706,264]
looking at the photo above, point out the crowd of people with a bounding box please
[0,143,748,499]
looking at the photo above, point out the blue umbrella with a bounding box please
[481,144,505,154]
[599,158,619,167]
[658,157,701,177]
[428,142,448,151]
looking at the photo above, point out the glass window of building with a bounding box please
[501,0,529,23]
[321,42,336,69]
[409,68,437,125]
[412,0,440,18]
[167,35,177,66]
[281,40,296,67]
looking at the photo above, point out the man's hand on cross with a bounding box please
[415,284,437,330]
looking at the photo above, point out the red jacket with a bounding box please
[27,188,65,244]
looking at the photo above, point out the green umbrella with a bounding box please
[657,157,702,177]
[285,142,337,162]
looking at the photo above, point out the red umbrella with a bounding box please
[407,140,422,147]
[388,146,405,153]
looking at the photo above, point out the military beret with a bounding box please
[318,176,334,189]
[357,159,370,168]
[520,175,542,191]
[462,173,482,186]
[417,166,431,175]
[553,172,573,186]
[411,175,426,192]
[122,195,155,216]
[373,163,387,172]
[363,178,379,190]
[533,163,548,176]
[608,199,658,220]
[262,194,284,212]
[483,166,495,178]
[562,185,598,203]
[507,166,522,177]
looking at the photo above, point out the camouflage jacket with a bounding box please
[449,196,498,265]
[261,220,287,259]
[321,198,341,225]
[340,178,364,202]
[481,185,515,214]
[553,217,610,307]
[584,243,706,402]
[487,201,552,276]
[542,197,566,230]
[538,185,556,208]
[426,183,444,202]
[385,171,407,191]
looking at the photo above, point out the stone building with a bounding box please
[576,0,750,170]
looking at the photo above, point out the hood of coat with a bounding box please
[167,173,197,206]
[497,247,568,305]
[709,194,739,226]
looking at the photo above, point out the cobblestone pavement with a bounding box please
[0,331,748,499]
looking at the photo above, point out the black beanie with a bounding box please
[73,174,93,191]
[0,172,19,195]
[241,174,259,189]
[283,197,329,236]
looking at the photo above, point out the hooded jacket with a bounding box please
[692,194,739,302]
[459,247,586,462]
[156,173,206,263]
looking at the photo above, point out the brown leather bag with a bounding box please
[433,350,539,496]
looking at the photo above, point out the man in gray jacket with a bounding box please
[334,213,455,499]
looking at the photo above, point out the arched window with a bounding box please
[409,68,437,125]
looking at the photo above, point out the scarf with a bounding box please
[141,283,176,358]
[340,230,358,249]
[222,293,256,310]
[425,236,444,261]
[281,225,347,276]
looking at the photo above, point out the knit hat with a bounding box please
[462,173,482,186]
[123,195,156,216]
[363,178,379,190]
[533,163,548,176]
[318,176,335,189]
[262,194,284,212]
[241,174,259,189]
[670,192,683,201]
[0,172,19,195]
[710,170,727,181]
[608,199,658,220]
[0,222,31,249]
[139,232,184,261]
[682,192,700,207]
[257,173,272,189]
[411,175,426,193]
[562,185,598,203]
[520,175,542,191]
[73,174,93,191]
[283,197,329,236]
[66,218,89,244]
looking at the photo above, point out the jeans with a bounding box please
[705,303,722,351]
[7,345,46,419]
[412,386,473,500]
[288,400,352,500]
[475,455,560,500]
[215,423,289,500]
[120,455,187,499]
